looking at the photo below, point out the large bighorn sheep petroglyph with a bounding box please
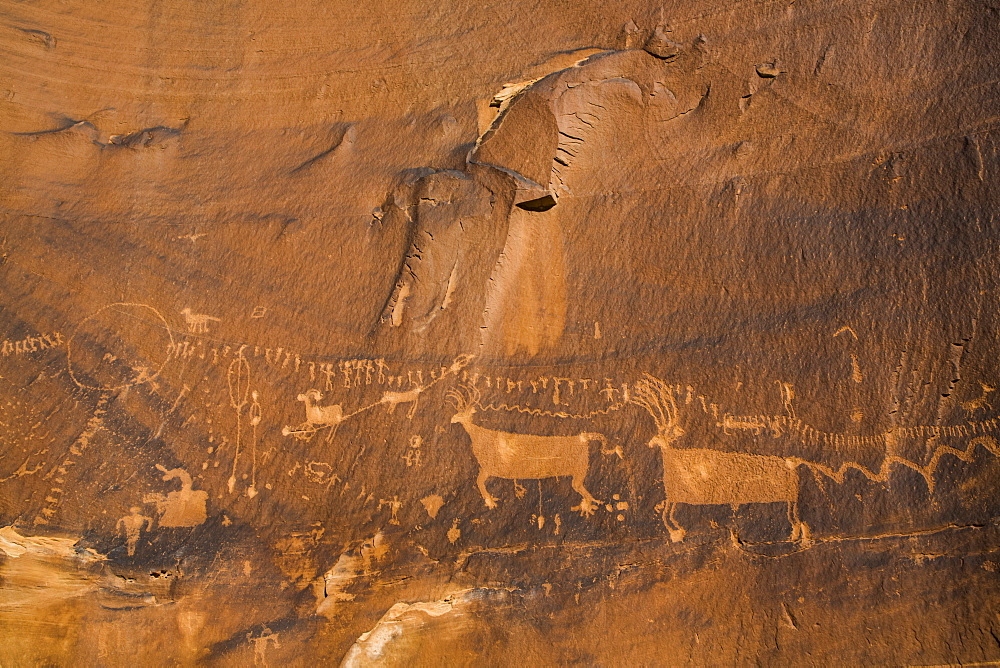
[447,384,622,515]
[633,374,808,543]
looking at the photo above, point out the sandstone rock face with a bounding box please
[2,0,1000,664]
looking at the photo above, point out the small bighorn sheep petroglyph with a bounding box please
[297,389,344,426]
[961,382,995,416]
[633,374,808,543]
[282,389,345,439]
[180,308,220,333]
[447,384,622,515]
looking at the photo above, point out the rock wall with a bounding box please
[2,0,1000,663]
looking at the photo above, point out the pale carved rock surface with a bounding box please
[1,0,1000,664]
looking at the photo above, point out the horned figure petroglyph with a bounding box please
[447,384,622,515]
[632,374,808,543]
[298,389,344,426]
[180,308,220,333]
[282,389,344,440]
[961,382,995,416]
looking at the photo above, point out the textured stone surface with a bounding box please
[2,0,1000,664]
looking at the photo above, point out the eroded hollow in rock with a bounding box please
[515,194,557,211]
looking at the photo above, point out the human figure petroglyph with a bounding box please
[247,625,280,667]
[551,377,574,405]
[633,374,808,543]
[378,496,402,525]
[180,308,220,333]
[116,507,152,556]
[402,435,423,467]
[447,384,622,515]
[144,466,208,528]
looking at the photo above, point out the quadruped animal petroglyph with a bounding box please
[632,374,809,543]
[283,389,345,440]
[379,386,423,418]
[280,355,475,439]
[446,384,622,515]
[180,307,220,334]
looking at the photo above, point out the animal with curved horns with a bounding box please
[447,383,621,515]
[282,389,345,440]
[633,374,808,543]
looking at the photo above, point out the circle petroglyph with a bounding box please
[67,302,174,391]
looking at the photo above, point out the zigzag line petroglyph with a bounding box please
[93,304,1000,497]
[474,400,630,420]
[789,436,1000,493]
[713,412,1000,492]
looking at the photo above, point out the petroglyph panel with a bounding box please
[2,1,1000,664]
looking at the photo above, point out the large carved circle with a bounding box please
[67,302,174,391]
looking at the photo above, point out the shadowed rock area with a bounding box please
[2,0,1000,664]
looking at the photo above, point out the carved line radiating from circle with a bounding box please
[67,302,175,391]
